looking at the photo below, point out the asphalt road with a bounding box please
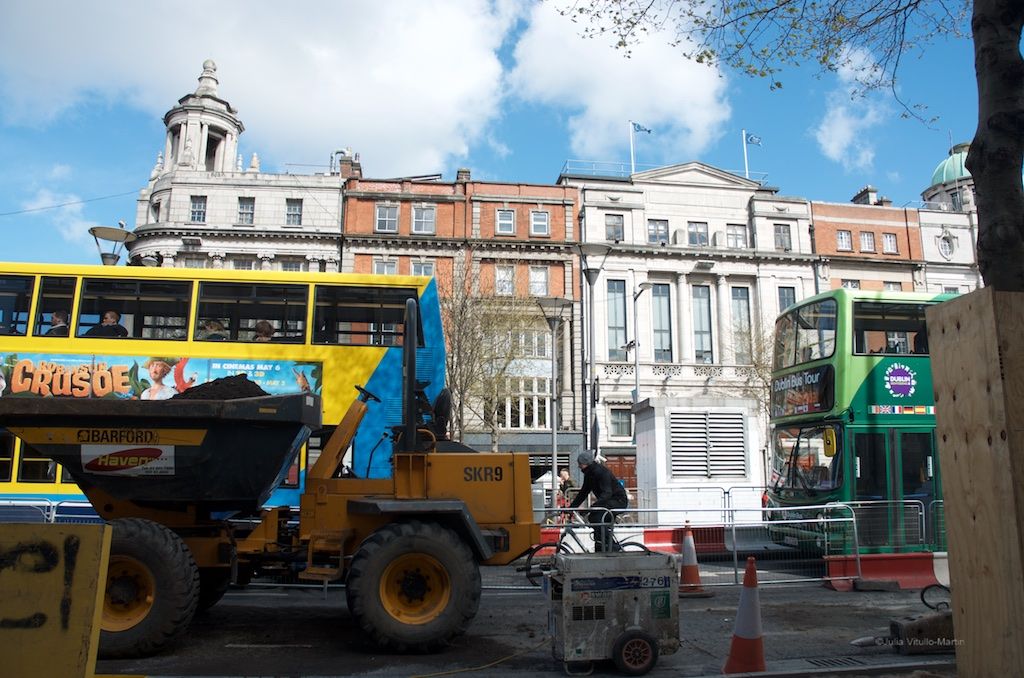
[95,563,957,678]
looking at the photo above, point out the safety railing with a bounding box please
[829,500,926,550]
[537,505,860,586]
[0,498,55,523]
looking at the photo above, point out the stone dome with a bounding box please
[930,142,971,188]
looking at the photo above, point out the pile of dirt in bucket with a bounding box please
[172,374,269,400]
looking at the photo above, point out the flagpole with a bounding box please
[629,120,636,175]
[742,128,749,179]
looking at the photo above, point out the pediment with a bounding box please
[632,162,759,189]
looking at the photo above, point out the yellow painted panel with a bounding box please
[0,524,111,678]
[9,427,207,446]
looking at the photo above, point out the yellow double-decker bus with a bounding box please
[0,262,445,511]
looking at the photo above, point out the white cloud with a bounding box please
[508,3,730,164]
[0,1,523,178]
[22,189,97,248]
[48,164,71,180]
[814,47,888,171]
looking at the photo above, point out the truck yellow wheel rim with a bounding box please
[379,553,451,625]
[104,555,156,631]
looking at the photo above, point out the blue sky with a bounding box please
[0,1,978,265]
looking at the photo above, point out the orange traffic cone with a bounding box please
[679,521,713,598]
[723,556,766,674]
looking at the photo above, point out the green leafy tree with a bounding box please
[561,0,1023,290]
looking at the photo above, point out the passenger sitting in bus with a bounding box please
[253,320,275,342]
[199,319,227,341]
[84,310,128,337]
[45,310,70,336]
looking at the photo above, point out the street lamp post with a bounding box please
[538,297,571,509]
[578,244,612,460]
[632,282,653,403]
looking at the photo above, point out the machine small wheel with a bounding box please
[612,629,659,676]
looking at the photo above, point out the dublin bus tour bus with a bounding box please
[765,288,954,555]
[0,262,444,516]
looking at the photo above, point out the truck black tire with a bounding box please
[345,520,480,652]
[197,568,232,612]
[100,518,200,658]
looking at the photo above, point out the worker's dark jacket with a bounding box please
[569,463,628,509]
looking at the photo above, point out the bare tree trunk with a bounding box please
[969,0,1024,291]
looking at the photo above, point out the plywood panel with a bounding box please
[1,523,111,678]
[927,287,1024,675]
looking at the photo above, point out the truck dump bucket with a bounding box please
[0,393,321,512]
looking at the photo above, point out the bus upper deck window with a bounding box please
[0,275,34,336]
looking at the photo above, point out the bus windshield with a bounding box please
[773,298,837,369]
[770,425,842,493]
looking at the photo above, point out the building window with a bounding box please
[884,281,903,291]
[647,219,668,245]
[774,224,792,251]
[608,280,627,361]
[190,195,207,223]
[951,190,962,211]
[841,279,861,289]
[285,199,303,226]
[732,287,752,364]
[605,214,624,241]
[495,265,514,296]
[837,230,853,251]
[412,261,434,277]
[669,411,746,478]
[280,259,303,272]
[652,283,672,363]
[413,206,436,234]
[496,209,515,235]
[492,377,550,430]
[943,286,960,295]
[374,259,397,275]
[883,233,899,253]
[375,205,398,233]
[937,235,955,259]
[183,256,207,269]
[778,286,796,313]
[237,197,254,225]
[692,285,713,363]
[530,211,550,236]
[688,221,709,247]
[610,408,632,438]
[529,266,548,296]
[860,231,875,252]
[231,258,255,270]
[726,224,748,248]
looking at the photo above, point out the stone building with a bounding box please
[559,161,816,507]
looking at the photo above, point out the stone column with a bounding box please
[198,123,209,171]
[209,252,225,269]
[159,251,176,268]
[324,257,339,273]
[716,274,732,364]
[259,253,275,271]
[676,273,691,363]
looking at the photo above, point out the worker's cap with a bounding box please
[577,451,595,466]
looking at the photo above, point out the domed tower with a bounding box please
[162,60,244,173]
[922,142,975,213]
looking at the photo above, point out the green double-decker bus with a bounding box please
[766,288,954,554]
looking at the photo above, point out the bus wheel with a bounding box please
[197,568,232,612]
[100,518,199,658]
[345,520,480,652]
